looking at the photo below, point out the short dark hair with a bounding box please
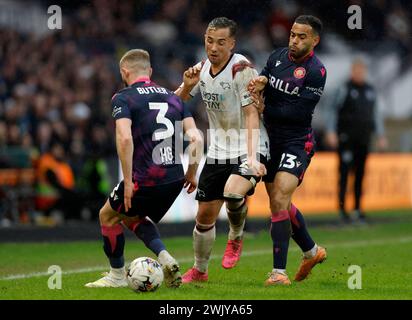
[207,17,237,37]
[295,15,323,35]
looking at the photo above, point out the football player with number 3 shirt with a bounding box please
[249,15,328,285]
[85,49,203,289]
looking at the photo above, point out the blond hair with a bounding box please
[119,49,151,74]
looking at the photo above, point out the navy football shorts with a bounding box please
[195,154,268,202]
[108,179,184,223]
[263,134,315,185]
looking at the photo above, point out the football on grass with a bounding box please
[127,257,164,292]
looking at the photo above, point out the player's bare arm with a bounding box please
[175,65,201,101]
[243,104,267,177]
[182,116,203,193]
[247,76,268,93]
[234,65,267,177]
[115,118,134,212]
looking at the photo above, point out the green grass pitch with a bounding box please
[1,210,412,300]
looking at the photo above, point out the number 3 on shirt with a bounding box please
[279,153,297,169]
[149,102,174,141]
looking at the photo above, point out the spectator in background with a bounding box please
[77,124,112,220]
[325,58,388,224]
[35,141,82,224]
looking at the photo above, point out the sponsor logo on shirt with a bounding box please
[268,75,300,96]
[201,91,222,110]
[305,86,324,97]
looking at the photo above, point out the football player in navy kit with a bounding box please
[85,49,203,289]
[249,15,327,285]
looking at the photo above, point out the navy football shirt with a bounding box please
[111,79,192,186]
[260,47,327,142]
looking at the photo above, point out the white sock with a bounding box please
[110,266,126,279]
[273,268,287,275]
[304,244,318,259]
[158,250,173,266]
[193,225,216,273]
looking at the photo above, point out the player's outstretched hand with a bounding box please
[247,158,267,177]
[248,76,268,93]
[251,91,265,114]
[184,172,197,194]
[183,65,201,88]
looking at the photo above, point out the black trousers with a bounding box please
[338,141,369,212]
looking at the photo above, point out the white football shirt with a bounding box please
[190,53,269,160]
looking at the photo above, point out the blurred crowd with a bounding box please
[0,0,411,224]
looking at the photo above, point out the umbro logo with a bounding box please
[275,60,282,67]
[113,194,119,201]
[112,106,122,118]
[296,161,302,168]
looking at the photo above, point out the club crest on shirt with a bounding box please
[294,67,306,79]
[220,81,231,90]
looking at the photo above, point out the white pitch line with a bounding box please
[1,236,412,281]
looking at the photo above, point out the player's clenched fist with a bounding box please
[248,75,268,93]
[183,65,201,88]
[247,158,267,177]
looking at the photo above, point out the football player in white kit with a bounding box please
[175,17,269,283]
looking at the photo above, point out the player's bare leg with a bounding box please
[182,200,223,283]
[85,200,128,288]
[221,174,253,269]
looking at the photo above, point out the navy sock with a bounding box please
[101,224,125,268]
[289,204,315,252]
[271,210,291,269]
[134,218,166,256]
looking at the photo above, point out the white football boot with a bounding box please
[158,250,182,288]
[85,268,128,288]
